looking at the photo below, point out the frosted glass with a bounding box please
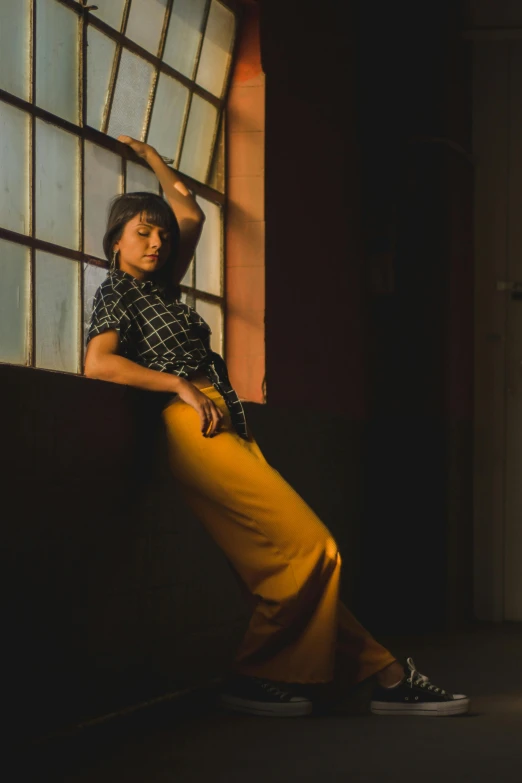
[36,251,80,373]
[0,0,31,100]
[0,239,31,365]
[196,1,235,98]
[84,142,122,259]
[35,120,79,249]
[36,0,79,123]
[87,27,117,130]
[181,289,195,308]
[180,258,194,287]
[107,49,155,141]
[194,298,222,355]
[147,74,189,163]
[126,161,159,193]
[0,102,30,235]
[163,0,207,79]
[126,0,168,55]
[179,96,218,182]
[195,198,222,296]
[90,0,126,31]
[83,263,108,345]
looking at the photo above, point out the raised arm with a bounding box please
[118,135,205,285]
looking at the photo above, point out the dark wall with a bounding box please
[262,0,366,418]
[355,0,474,632]
[1,365,243,737]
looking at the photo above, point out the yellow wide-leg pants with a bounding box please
[162,384,395,686]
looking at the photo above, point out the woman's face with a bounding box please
[113,212,172,280]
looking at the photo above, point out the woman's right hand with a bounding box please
[117,134,156,162]
[175,378,224,437]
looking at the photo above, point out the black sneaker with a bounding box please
[220,675,313,717]
[370,657,470,716]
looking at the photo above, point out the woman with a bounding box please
[84,134,470,718]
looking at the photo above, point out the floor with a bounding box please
[26,624,522,782]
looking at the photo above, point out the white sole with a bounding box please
[221,694,313,717]
[371,697,470,716]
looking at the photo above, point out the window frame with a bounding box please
[0,0,242,371]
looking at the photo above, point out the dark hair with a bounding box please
[103,192,181,299]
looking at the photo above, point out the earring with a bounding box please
[111,249,118,271]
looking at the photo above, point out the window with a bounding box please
[0,0,239,373]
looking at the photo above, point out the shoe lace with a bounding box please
[405,657,448,696]
[256,678,292,699]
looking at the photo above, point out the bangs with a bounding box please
[136,199,176,233]
[113,191,179,233]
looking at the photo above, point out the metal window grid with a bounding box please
[0,0,243,371]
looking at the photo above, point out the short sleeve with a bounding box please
[86,285,132,351]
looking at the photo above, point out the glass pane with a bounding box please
[194,298,222,355]
[196,1,235,98]
[36,0,79,123]
[180,258,193,287]
[90,0,126,31]
[163,0,207,79]
[195,198,221,296]
[85,141,122,259]
[126,161,159,194]
[0,0,31,100]
[147,74,188,164]
[0,102,30,235]
[181,289,195,308]
[35,251,80,373]
[126,0,168,55]
[35,120,80,249]
[86,27,117,130]
[83,263,108,346]
[179,95,218,182]
[0,239,31,365]
[107,48,155,141]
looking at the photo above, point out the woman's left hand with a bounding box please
[117,134,155,161]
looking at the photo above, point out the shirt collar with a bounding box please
[109,268,166,295]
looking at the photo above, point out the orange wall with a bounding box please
[225,4,266,404]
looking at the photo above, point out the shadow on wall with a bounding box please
[2,364,364,738]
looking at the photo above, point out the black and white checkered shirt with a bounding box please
[86,268,249,440]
